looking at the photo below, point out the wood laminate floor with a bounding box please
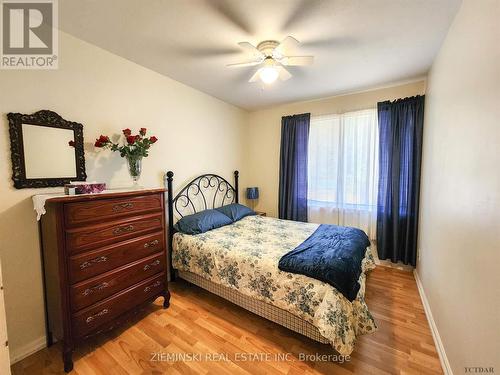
[11,266,442,374]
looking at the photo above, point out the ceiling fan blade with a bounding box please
[227,60,263,68]
[207,0,252,34]
[278,66,292,81]
[281,0,324,31]
[248,70,261,83]
[274,36,300,58]
[238,41,265,59]
[301,36,357,49]
[280,56,314,66]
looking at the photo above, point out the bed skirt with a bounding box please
[178,270,330,344]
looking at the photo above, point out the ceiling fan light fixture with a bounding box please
[230,36,313,85]
[259,65,279,84]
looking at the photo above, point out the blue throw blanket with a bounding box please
[278,224,370,302]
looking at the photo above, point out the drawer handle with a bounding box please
[143,239,159,248]
[82,282,110,297]
[112,202,134,212]
[143,260,161,271]
[80,256,108,269]
[143,280,161,293]
[113,224,134,235]
[85,308,109,324]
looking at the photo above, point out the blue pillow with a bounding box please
[216,203,255,222]
[176,209,233,235]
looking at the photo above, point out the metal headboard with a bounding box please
[164,170,239,279]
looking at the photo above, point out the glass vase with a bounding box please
[126,155,142,186]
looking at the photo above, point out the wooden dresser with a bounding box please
[39,189,169,372]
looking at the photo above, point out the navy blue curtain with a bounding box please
[377,96,424,266]
[279,113,310,222]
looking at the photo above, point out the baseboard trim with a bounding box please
[9,336,46,364]
[413,269,453,375]
[371,245,413,272]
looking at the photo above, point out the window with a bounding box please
[308,109,378,239]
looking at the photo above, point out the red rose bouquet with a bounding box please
[94,128,158,184]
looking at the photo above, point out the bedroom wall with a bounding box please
[0,31,248,361]
[418,0,500,374]
[245,80,426,217]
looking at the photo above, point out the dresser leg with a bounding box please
[63,347,73,373]
[46,331,53,347]
[163,290,171,309]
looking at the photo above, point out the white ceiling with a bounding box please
[59,0,461,110]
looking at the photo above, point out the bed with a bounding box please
[165,171,377,356]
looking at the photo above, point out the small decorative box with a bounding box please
[65,182,106,195]
[64,185,77,195]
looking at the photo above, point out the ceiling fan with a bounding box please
[227,36,314,85]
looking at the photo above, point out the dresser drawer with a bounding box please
[66,213,163,254]
[64,193,163,227]
[70,253,165,312]
[68,232,165,284]
[72,273,165,338]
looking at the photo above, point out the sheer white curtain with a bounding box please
[308,109,378,240]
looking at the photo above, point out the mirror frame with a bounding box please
[8,110,87,189]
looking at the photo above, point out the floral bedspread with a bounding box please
[172,215,377,355]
